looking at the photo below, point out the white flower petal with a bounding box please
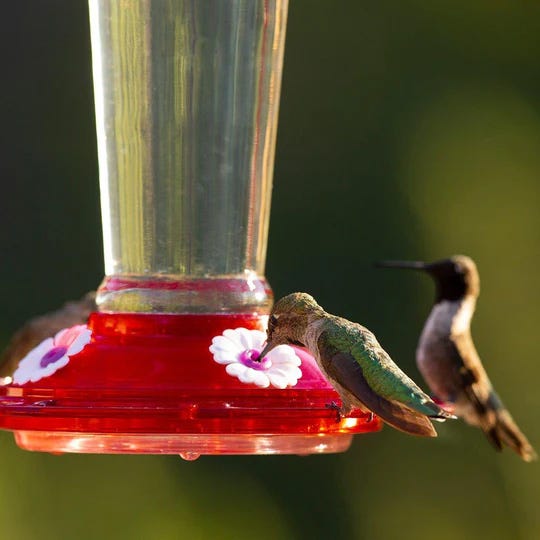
[234,327,256,350]
[66,327,92,356]
[11,325,88,385]
[13,349,71,385]
[267,365,294,377]
[13,372,29,385]
[238,368,258,384]
[222,329,244,348]
[212,328,301,389]
[244,369,270,388]
[53,327,70,345]
[225,363,270,388]
[265,353,303,388]
[267,372,291,389]
[209,340,232,352]
[269,361,300,373]
[211,350,239,365]
[210,335,244,364]
[210,345,241,359]
[268,345,301,362]
[12,367,31,385]
[29,338,55,360]
[269,355,301,368]
[272,344,295,354]
[249,330,267,349]
[211,335,242,353]
[270,365,302,386]
[29,355,69,382]
[12,338,55,385]
[225,363,247,377]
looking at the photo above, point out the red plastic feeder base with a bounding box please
[0,313,381,456]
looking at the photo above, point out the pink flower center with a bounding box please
[40,346,68,368]
[239,349,271,371]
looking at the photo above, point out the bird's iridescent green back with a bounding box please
[320,316,440,416]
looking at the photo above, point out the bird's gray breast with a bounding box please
[417,299,472,401]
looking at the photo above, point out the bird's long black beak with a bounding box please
[258,340,277,361]
[375,260,428,271]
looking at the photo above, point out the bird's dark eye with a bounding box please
[269,315,278,327]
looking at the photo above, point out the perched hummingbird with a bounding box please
[0,292,96,377]
[377,255,537,461]
[258,292,455,437]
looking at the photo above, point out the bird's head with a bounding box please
[258,292,324,359]
[377,255,480,302]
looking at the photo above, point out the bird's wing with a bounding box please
[347,327,450,418]
[451,333,514,437]
[320,345,438,437]
[448,332,496,421]
[318,322,451,418]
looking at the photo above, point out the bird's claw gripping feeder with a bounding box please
[0,0,381,457]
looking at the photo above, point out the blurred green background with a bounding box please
[1,1,539,539]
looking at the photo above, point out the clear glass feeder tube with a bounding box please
[90,0,287,313]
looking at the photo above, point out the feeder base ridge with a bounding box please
[0,312,382,455]
[15,432,356,458]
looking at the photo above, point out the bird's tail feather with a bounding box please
[468,390,537,462]
[484,408,537,462]
[377,399,438,437]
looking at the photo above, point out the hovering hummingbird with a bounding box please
[258,292,455,437]
[0,292,96,377]
[377,255,537,461]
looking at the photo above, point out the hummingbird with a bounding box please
[0,292,96,377]
[377,255,537,461]
[258,292,455,437]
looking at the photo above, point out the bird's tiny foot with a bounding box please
[325,401,343,423]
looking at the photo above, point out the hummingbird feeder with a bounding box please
[0,0,381,457]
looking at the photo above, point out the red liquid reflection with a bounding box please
[0,313,381,455]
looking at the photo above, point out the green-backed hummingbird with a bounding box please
[378,255,537,461]
[258,292,454,437]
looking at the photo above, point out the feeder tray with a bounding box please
[0,308,380,457]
